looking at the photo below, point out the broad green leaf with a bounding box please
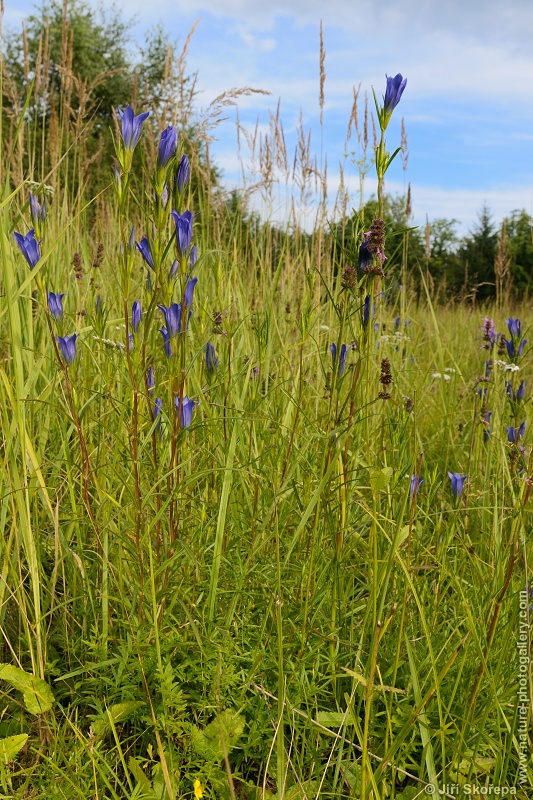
[91,701,145,736]
[0,665,54,714]
[0,733,28,764]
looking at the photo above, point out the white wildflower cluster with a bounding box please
[494,360,520,372]
[431,372,451,382]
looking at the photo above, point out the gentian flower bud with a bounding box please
[158,303,182,336]
[29,193,46,237]
[506,318,522,339]
[363,294,371,328]
[448,471,467,499]
[169,259,179,279]
[13,229,41,269]
[171,209,194,254]
[131,300,142,334]
[146,366,155,395]
[507,422,526,443]
[410,475,423,497]
[48,291,65,321]
[517,380,526,400]
[358,236,373,274]
[189,245,198,268]
[176,154,190,193]
[330,343,347,376]
[184,276,198,307]
[159,327,172,358]
[57,334,78,365]
[483,411,492,441]
[175,395,195,428]
[153,397,163,427]
[384,74,407,114]
[136,236,155,270]
[117,105,150,150]
[158,126,178,167]
[206,342,219,373]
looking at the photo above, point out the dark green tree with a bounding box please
[503,209,533,295]
[458,204,498,301]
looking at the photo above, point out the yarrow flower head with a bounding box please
[57,334,77,365]
[117,105,150,150]
[158,126,178,167]
[448,471,467,499]
[48,291,65,321]
[175,395,196,428]
[13,229,41,269]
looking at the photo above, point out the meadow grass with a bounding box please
[0,34,531,800]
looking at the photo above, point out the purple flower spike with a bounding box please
[171,209,194,254]
[159,326,172,358]
[184,275,198,307]
[175,395,195,428]
[448,471,467,499]
[158,303,182,336]
[57,334,77,365]
[384,73,407,114]
[136,236,155,270]
[176,154,190,193]
[131,300,142,333]
[158,126,178,167]
[410,475,423,497]
[48,291,65,321]
[206,342,219,373]
[14,229,41,269]
[118,105,150,150]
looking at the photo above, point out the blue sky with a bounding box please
[6,0,533,236]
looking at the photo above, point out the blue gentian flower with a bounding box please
[363,294,371,328]
[330,343,348,377]
[136,236,155,270]
[206,342,219,373]
[507,422,526,443]
[169,259,179,278]
[153,397,163,428]
[506,318,522,338]
[410,475,423,497]
[171,209,194,254]
[131,301,142,333]
[48,291,65,321]
[358,236,373,274]
[184,276,198,307]
[175,395,195,428]
[57,334,77,365]
[176,154,190,192]
[483,411,492,441]
[118,105,150,150]
[29,193,46,236]
[504,338,528,358]
[448,471,467,499]
[189,245,198,268]
[13,229,41,269]
[395,316,400,329]
[383,73,407,114]
[158,126,178,167]
[517,380,526,400]
[146,366,155,395]
[159,326,172,358]
[158,303,182,336]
